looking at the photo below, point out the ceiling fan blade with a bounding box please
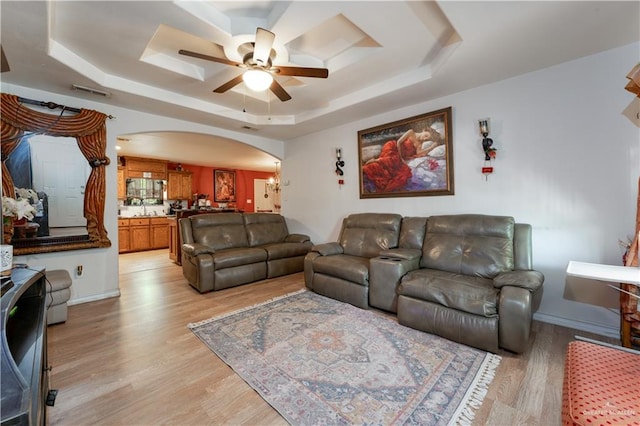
[179,49,242,67]
[270,79,292,102]
[273,66,328,78]
[213,75,245,93]
[253,27,275,66]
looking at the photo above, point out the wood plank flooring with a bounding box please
[46,249,617,425]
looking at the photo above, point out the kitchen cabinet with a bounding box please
[125,157,167,179]
[167,170,192,200]
[168,217,179,263]
[118,218,130,252]
[118,217,169,253]
[129,217,151,252]
[117,167,126,199]
[150,217,169,249]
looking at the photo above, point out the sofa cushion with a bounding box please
[261,241,312,260]
[190,213,248,250]
[399,268,499,317]
[339,213,402,258]
[421,214,515,278]
[398,216,428,249]
[244,213,289,246]
[213,247,268,269]
[312,254,371,286]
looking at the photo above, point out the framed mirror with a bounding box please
[1,93,111,255]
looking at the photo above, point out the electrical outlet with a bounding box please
[76,265,83,278]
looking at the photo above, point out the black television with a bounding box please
[1,268,48,426]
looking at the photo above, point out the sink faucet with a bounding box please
[142,204,147,216]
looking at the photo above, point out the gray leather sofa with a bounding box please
[304,213,544,353]
[180,212,312,293]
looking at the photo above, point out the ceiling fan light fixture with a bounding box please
[243,69,273,92]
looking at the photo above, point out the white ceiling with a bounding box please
[1,1,638,171]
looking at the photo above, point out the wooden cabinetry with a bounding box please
[167,170,192,200]
[125,157,167,179]
[129,218,151,252]
[117,167,126,199]
[118,217,169,253]
[118,218,130,252]
[150,217,169,249]
[168,217,179,262]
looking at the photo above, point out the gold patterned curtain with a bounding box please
[77,126,110,244]
[0,123,23,198]
[1,93,110,245]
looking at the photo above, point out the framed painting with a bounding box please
[358,106,454,198]
[214,170,236,203]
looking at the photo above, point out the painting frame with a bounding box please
[358,106,454,199]
[214,169,236,203]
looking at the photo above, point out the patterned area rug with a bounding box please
[189,290,501,425]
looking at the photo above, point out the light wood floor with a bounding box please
[46,249,617,425]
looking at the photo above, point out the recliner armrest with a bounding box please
[493,270,544,291]
[285,233,311,243]
[379,248,422,261]
[311,242,344,256]
[182,243,215,256]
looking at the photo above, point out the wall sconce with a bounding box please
[335,148,345,176]
[479,119,497,179]
[479,119,497,161]
[335,148,345,186]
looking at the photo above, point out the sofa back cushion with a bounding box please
[399,217,428,249]
[421,214,515,278]
[339,213,402,258]
[189,213,248,250]
[244,213,289,246]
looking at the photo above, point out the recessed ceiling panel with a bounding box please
[286,14,380,62]
[141,24,229,80]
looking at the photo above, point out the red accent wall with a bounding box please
[169,162,273,212]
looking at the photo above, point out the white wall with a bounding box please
[2,83,285,305]
[282,42,640,337]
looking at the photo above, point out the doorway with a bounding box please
[253,179,279,212]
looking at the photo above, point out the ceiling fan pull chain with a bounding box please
[268,91,271,121]
[243,87,246,113]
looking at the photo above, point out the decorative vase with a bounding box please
[3,217,14,245]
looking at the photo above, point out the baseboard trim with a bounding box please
[533,312,619,339]
[68,290,120,306]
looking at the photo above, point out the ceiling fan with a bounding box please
[179,27,329,102]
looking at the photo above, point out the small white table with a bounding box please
[567,261,640,349]
[566,261,640,286]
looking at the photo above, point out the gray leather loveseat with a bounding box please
[304,213,544,353]
[181,212,312,293]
